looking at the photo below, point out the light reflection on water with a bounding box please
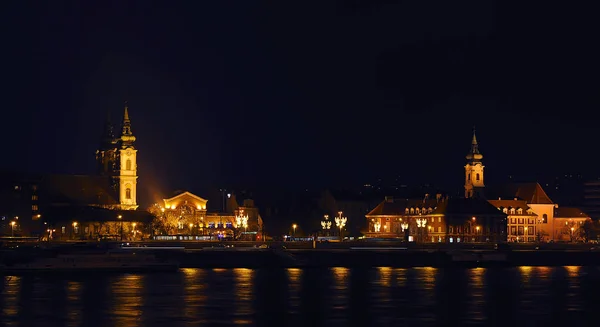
[182,268,206,322]
[66,280,82,327]
[0,266,598,326]
[286,268,302,314]
[111,274,143,327]
[2,276,20,322]
[233,268,254,325]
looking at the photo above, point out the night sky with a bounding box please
[4,1,599,207]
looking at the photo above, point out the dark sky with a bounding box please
[3,1,599,206]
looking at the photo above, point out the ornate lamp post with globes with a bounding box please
[321,215,332,236]
[401,222,409,241]
[335,211,347,241]
[416,218,427,243]
[236,210,249,240]
[373,221,381,233]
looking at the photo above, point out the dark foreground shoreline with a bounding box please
[153,248,600,269]
[2,243,600,270]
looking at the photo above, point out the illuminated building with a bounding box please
[149,191,263,240]
[365,128,591,242]
[0,103,152,239]
[365,196,507,243]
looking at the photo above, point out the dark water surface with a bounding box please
[1,266,599,326]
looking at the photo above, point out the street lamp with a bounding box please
[10,221,16,237]
[118,215,123,241]
[132,222,137,239]
[236,210,249,238]
[401,222,409,241]
[72,221,78,239]
[292,224,297,236]
[321,215,332,235]
[373,221,381,233]
[400,222,409,236]
[570,227,575,242]
[476,225,480,242]
[416,218,427,242]
[189,223,194,235]
[335,211,347,241]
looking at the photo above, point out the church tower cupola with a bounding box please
[464,127,485,198]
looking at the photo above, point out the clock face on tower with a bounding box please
[126,149,132,156]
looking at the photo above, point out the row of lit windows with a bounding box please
[404,207,434,214]
[500,207,530,214]
[381,217,442,223]
[509,218,537,224]
[177,222,234,229]
[509,226,535,235]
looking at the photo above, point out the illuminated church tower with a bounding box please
[95,103,138,210]
[116,103,138,210]
[464,128,485,198]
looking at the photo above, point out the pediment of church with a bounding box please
[163,191,208,210]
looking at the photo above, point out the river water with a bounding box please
[1,266,598,326]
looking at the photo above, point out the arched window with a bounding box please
[126,188,131,199]
[468,173,471,180]
[542,214,548,223]
[476,173,480,181]
[126,159,131,171]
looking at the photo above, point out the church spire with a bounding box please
[120,101,136,148]
[466,126,482,162]
[471,126,479,153]
[121,101,132,136]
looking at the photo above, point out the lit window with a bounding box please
[32,205,38,211]
[32,195,38,201]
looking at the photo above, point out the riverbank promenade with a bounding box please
[3,239,600,269]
